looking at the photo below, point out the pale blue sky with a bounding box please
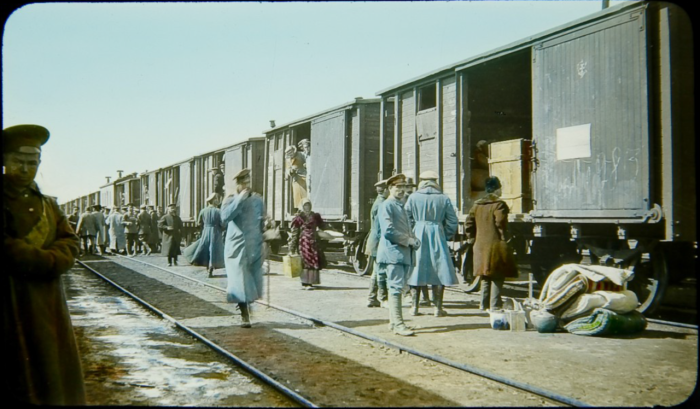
[2,1,630,203]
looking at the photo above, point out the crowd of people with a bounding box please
[4,123,516,404]
[72,203,167,259]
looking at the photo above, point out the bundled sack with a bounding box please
[560,290,639,321]
[564,308,647,336]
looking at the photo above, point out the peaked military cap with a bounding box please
[374,179,388,188]
[386,173,406,187]
[2,124,50,154]
[233,168,251,180]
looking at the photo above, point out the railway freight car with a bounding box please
[375,1,694,313]
[263,97,395,271]
[139,137,265,244]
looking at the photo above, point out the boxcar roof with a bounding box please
[375,1,644,96]
[262,97,381,134]
[131,136,264,176]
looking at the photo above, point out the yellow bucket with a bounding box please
[283,255,302,278]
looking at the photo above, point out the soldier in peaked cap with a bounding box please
[158,203,183,266]
[364,178,390,307]
[375,173,421,336]
[2,125,86,405]
[405,170,459,317]
[221,168,266,328]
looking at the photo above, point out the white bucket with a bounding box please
[489,310,509,330]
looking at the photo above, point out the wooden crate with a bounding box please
[488,139,532,214]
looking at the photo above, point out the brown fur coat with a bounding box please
[465,194,517,278]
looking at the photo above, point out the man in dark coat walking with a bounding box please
[2,124,86,405]
[159,203,183,266]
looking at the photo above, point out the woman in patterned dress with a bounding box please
[290,198,326,290]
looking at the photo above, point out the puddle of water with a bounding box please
[66,272,264,405]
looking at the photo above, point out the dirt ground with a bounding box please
[71,253,698,407]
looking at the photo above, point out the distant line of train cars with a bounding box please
[61,2,695,314]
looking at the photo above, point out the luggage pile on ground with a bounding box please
[531,264,647,336]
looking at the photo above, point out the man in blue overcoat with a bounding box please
[376,174,421,336]
[405,170,459,317]
[221,168,265,328]
[364,178,389,307]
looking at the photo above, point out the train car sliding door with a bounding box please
[309,110,347,219]
[224,146,244,196]
[532,8,650,219]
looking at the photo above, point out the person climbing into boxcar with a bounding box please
[106,206,127,255]
[290,197,327,290]
[137,204,153,255]
[221,168,265,328]
[405,170,459,317]
[76,205,99,256]
[2,124,86,405]
[92,204,107,255]
[365,178,389,307]
[465,176,518,311]
[212,162,226,206]
[285,145,307,212]
[159,203,183,266]
[376,173,421,336]
[298,139,311,193]
[184,193,225,277]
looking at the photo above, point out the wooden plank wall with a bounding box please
[533,12,647,214]
[401,91,416,179]
[441,76,459,208]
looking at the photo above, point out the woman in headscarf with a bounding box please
[184,193,225,277]
[290,198,326,290]
[465,176,518,311]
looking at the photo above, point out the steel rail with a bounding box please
[75,260,318,408]
[108,255,595,407]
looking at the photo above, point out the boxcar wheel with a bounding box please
[629,248,669,315]
[352,234,373,276]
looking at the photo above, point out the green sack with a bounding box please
[564,308,647,336]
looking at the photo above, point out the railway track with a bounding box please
[72,254,697,406]
[75,256,588,407]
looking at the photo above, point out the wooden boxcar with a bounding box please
[262,97,395,270]
[138,137,265,244]
[375,2,694,313]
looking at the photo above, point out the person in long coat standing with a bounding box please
[290,198,326,290]
[465,176,518,311]
[376,174,421,336]
[149,205,161,252]
[405,171,459,317]
[106,207,127,254]
[364,179,389,307]
[221,168,265,328]
[93,204,107,255]
[159,203,183,266]
[2,124,86,405]
[184,193,225,277]
[137,204,153,255]
[76,205,99,256]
